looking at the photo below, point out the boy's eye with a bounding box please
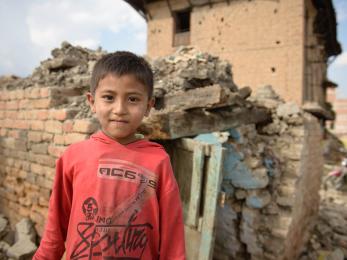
[128,96,140,103]
[102,95,114,101]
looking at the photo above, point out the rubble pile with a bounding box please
[207,85,323,260]
[0,216,37,260]
[300,169,347,260]
[142,47,269,139]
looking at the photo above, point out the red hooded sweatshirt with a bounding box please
[33,131,186,260]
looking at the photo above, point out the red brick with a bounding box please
[18,99,30,109]
[64,133,88,145]
[13,120,29,130]
[32,98,53,109]
[0,110,4,119]
[48,145,66,157]
[0,128,7,136]
[5,110,17,119]
[40,87,50,98]
[19,206,31,217]
[45,120,63,134]
[30,163,45,175]
[0,101,5,109]
[8,91,17,100]
[42,133,53,141]
[18,170,28,179]
[17,111,27,119]
[53,134,65,144]
[6,100,18,110]
[32,204,49,217]
[63,120,74,132]
[8,130,20,138]
[28,131,42,142]
[1,91,9,101]
[38,196,49,207]
[3,119,14,128]
[30,120,44,130]
[15,89,25,99]
[28,153,56,167]
[29,109,49,120]
[31,143,48,154]
[24,88,31,98]
[73,119,99,134]
[28,88,40,99]
[50,108,79,121]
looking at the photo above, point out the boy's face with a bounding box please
[87,74,154,144]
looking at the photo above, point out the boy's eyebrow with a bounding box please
[100,89,144,95]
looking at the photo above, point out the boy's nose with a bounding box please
[112,100,127,115]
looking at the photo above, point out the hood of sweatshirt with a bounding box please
[90,130,165,151]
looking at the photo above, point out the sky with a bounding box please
[0,0,346,97]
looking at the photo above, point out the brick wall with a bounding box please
[0,43,102,235]
[146,0,305,104]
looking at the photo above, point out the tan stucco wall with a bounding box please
[147,0,306,104]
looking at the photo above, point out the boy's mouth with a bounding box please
[110,119,129,124]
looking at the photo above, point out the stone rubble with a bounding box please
[0,216,37,260]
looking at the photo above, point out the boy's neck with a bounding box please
[101,130,144,145]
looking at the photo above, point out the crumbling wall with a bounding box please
[0,42,102,235]
[213,87,323,260]
[0,43,323,259]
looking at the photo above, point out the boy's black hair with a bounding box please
[90,51,153,98]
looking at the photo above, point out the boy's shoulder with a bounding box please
[129,139,170,162]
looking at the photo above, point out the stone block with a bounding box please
[246,190,271,209]
[7,221,37,259]
[276,102,300,118]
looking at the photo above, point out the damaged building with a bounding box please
[125,0,342,121]
[0,43,331,259]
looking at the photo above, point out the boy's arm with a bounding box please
[33,156,73,260]
[159,157,186,260]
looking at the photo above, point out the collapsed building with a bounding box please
[0,42,338,259]
[125,0,341,122]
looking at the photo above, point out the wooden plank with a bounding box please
[140,107,270,140]
[199,145,225,260]
[187,144,205,228]
[163,85,238,111]
[175,138,211,155]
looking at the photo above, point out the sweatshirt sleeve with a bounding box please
[33,156,73,260]
[159,156,186,260]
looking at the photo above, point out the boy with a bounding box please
[33,52,186,259]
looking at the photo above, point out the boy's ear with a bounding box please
[145,97,155,117]
[86,92,96,113]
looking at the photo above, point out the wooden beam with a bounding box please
[162,85,245,111]
[186,144,205,228]
[199,145,225,260]
[140,106,271,139]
